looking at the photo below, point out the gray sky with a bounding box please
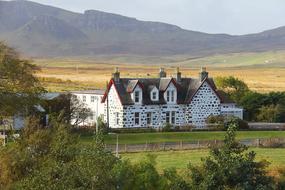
[23,0,285,35]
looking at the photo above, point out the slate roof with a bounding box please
[102,76,234,105]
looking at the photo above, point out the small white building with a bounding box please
[71,90,105,126]
[101,67,243,129]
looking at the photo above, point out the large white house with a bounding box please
[100,67,243,128]
[71,90,105,126]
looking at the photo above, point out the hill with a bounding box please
[1,0,285,57]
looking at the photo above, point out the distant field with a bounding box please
[33,51,285,92]
[122,148,285,172]
[80,131,285,145]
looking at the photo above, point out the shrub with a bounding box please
[206,115,249,130]
[162,123,172,132]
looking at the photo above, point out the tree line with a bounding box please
[216,76,285,122]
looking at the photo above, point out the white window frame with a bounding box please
[134,112,140,125]
[134,91,140,103]
[115,112,119,125]
[146,112,152,125]
[166,112,170,123]
[91,96,95,103]
[171,111,176,124]
[166,90,170,102]
[82,95,86,102]
[152,91,157,101]
[166,111,176,124]
[171,90,175,102]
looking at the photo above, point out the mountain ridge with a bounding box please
[1,0,285,57]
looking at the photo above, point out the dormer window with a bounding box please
[166,90,170,102]
[150,86,159,101]
[152,92,157,100]
[165,89,176,103]
[134,91,140,103]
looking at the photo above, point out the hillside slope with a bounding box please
[1,0,285,57]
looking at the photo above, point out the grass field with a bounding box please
[121,148,285,172]
[33,50,285,92]
[80,131,285,145]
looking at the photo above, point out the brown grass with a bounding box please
[36,64,285,92]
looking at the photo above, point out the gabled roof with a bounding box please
[102,76,233,105]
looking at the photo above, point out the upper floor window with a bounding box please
[91,96,95,103]
[134,91,140,103]
[166,90,175,103]
[83,95,86,102]
[166,90,170,102]
[171,91,175,102]
[152,92,157,100]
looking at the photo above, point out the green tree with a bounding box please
[215,76,249,104]
[43,93,91,127]
[0,42,44,118]
[188,124,275,190]
[257,104,281,122]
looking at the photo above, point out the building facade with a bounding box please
[71,90,105,126]
[101,68,243,128]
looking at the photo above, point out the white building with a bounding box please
[71,90,105,126]
[101,67,243,129]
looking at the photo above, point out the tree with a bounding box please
[257,104,281,122]
[215,76,249,104]
[0,42,44,118]
[43,93,91,127]
[188,124,275,190]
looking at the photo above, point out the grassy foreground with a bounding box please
[80,131,285,145]
[122,148,285,172]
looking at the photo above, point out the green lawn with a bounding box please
[121,148,285,172]
[80,131,285,145]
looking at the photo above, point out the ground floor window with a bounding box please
[146,112,152,125]
[166,111,176,124]
[115,112,119,125]
[134,112,140,125]
[171,111,176,124]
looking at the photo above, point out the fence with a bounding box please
[106,138,285,153]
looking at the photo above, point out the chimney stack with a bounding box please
[158,68,166,78]
[199,67,208,82]
[112,67,120,83]
[175,67,182,83]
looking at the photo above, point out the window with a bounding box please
[134,91,140,103]
[152,91,157,101]
[171,90,175,102]
[146,112,152,125]
[83,95,86,102]
[134,112,140,125]
[90,112,94,120]
[166,111,175,124]
[171,111,176,124]
[91,96,95,102]
[115,112,119,125]
[166,112,170,123]
[166,90,170,102]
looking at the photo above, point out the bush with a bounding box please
[206,115,249,130]
[162,123,172,132]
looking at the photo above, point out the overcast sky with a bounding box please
[20,0,285,35]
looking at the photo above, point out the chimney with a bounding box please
[112,67,120,83]
[199,67,208,81]
[158,68,166,78]
[175,67,182,83]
